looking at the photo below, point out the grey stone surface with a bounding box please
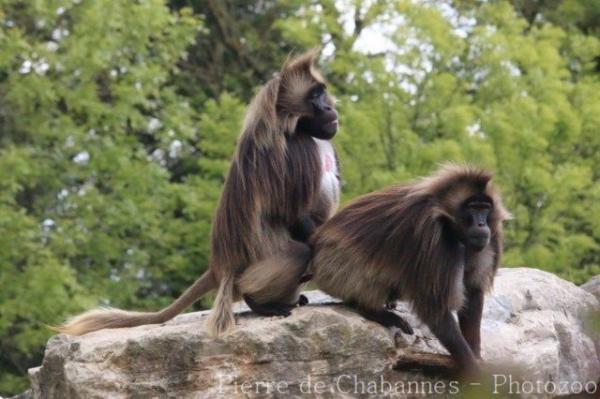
[581,275,600,301]
[30,268,600,398]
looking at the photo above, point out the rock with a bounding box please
[581,275,600,301]
[6,390,33,399]
[30,268,600,398]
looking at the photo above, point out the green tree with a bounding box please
[0,0,233,393]
[267,0,600,283]
[2,0,600,395]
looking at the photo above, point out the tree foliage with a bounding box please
[1,0,599,394]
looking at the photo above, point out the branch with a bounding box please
[206,0,266,79]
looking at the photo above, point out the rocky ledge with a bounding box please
[28,268,599,398]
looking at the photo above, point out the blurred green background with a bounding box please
[1,0,600,394]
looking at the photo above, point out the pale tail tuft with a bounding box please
[50,308,164,336]
[204,272,235,337]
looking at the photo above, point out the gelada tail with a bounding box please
[204,271,236,337]
[52,270,216,335]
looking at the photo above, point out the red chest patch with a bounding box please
[323,154,335,173]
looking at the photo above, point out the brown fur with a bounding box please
[237,240,310,305]
[206,49,339,336]
[54,50,340,337]
[309,164,510,368]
